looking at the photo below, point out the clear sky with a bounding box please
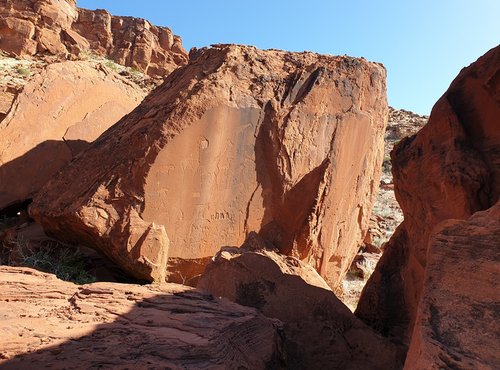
[78,0,499,115]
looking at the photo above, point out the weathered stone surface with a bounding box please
[0,0,187,77]
[403,201,500,370]
[357,45,500,345]
[0,266,285,369]
[30,45,388,286]
[0,86,16,120]
[198,235,403,370]
[0,60,146,210]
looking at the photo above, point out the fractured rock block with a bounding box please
[30,45,388,285]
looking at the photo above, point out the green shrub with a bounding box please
[1,237,96,285]
[128,66,142,76]
[104,59,120,72]
[16,66,31,77]
[79,49,100,61]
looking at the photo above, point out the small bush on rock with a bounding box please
[1,236,96,285]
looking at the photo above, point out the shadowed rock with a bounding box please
[404,201,500,369]
[0,266,285,369]
[357,45,500,350]
[198,234,403,370]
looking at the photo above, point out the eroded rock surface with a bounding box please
[0,0,188,77]
[198,235,403,370]
[30,44,388,286]
[404,201,500,370]
[0,266,285,369]
[0,60,146,210]
[356,45,500,345]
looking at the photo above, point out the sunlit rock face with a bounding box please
[0,61,147,210]
[30,44,388,285]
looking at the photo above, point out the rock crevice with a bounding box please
[356,45,500,362]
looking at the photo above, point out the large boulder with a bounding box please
[0,266,285,369]
[30,45,388,286]
[0,0,187,77]
[404,201,500,369]
[356,46,500,344]
[0,60,146,210]
[197,235,403,369]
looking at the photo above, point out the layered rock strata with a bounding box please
[0,266,285,369]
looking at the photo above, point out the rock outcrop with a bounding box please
[0,0,188,77]
[0,266,285,369]
[0,60,146,210]
[404,201,500,370]
[30,44,388,286]
[198,235,403,370]
[356,45,500,346]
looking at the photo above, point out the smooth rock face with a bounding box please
[0,266,285,369]
[0,0,187,77]
[356,45,500,344]
[404,201,500,370]
[197,237,403,370]
[30,45,388,285]
[0,61,146,210]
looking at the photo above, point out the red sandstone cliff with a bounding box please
[0,0,188,77]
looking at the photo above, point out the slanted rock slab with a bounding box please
[0,61,147,210]
[0,266,285,369]
[30,44,388,286]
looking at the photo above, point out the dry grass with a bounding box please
[1,234,96,285]
[0,55,37,86]
[339,255,378,312]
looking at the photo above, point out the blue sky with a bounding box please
[78,0,499,115]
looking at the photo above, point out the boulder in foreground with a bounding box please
[30,44,388,286]
[0,266,285,369]
[198,234,403,370]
